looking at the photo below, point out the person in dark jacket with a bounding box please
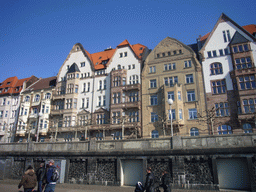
[144,167,155,192]
[36,163,46,192]
[44,159,57,192]
[18,165,37,192]
[160,170,171,192]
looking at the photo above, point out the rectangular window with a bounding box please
[239,75,256,90]
[187,90,195,101]
[227,30,231,42]
[103,96,106,106]
[5,111,8,118]
[213,50,217,57]
[98,96,101,106]
[179,109,183,120]
[149,66,156,73]
[151,112,158,122]
[207,51,212,58]
[212,80,226,94]
[233,46,238,53]
[124,52,127,57]
[235,57,252,69]
[184,60,192,68]
[244,44,249,51]
[168,91,175,101]
[42,105,45,113]
[188,108,197,119]
[178,91,181,100]
[224,48,229,55]
[150,79,157,88]
[243,99,255,113]
[150,95,158,106]
[82,98,85,108]
[223,31,227,42]
[46,106,49,113]
[73,99,77,109]
[169,109,176,120]
[215,102,229,116]
[120,53,123,58]
[81,62,85,67]
[87,82,90,92]
[0,111,3,118]
[219,49,224,56]
[86,98,89,108]
[186,74,194,84]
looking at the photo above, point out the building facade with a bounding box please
[16,77,56,142]
[142,37,207,138]
[198,13,256,135]
[51,40,149,141]
[0,76,38,143]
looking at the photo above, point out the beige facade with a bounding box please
[142,37,207,138]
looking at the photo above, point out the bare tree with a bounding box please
[197,107,216,135]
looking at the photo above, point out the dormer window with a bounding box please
[76,47,79,51]
[139,47,143,50]
[81,62,85,67]
[7,82,10,85]
[96,62,98,65]
[99,56,102,59]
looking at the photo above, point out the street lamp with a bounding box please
[168,98,173,137]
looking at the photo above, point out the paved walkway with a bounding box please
[0,180,249,192]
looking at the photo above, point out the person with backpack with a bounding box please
[44,159,59,192]
[36,163,46,192]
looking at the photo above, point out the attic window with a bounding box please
[0,88,2,93]
[157,54,160,58]
[179,50,182,54]
[140,53,142,56]
[99,57,102,59]
[140,47,143,50]
[96,62,98,65]
[7,82,11,85]
[81,62,85,67]
[76,47,79,51]
[168,52,171,56]
[173,50,177,55]
[16,87,19,91]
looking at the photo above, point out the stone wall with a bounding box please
[11,160,25,180]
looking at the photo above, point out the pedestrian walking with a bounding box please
[160,170,171,192]
[18,165,37,192]
[44,159,59,192]
[144,167,155,192]
[36,163,46,192]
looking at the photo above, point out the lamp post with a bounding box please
[168,98,173,137]
[121,112,125,140]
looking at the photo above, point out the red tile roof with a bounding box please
[200,25,256,41]
[0,76,37,95]
[88,40,147,70]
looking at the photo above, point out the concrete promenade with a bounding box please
[0,180,249,192]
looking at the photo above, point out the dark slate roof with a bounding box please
[67,63,80,73]
[25,76,56,92]
[229,31,250,45]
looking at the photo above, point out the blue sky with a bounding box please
[0,0,255,83]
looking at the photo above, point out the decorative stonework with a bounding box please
[96,160,116,183]
[147,160,170,184]
[184,159,213,184]
[68,161,87,183]
[11,160,25,179]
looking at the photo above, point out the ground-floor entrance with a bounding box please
[216,158,251,191]
[121,159,143,186]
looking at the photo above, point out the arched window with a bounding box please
[151,130,159,138]
[34,94,40,102]
[45,93,51,99]
[210,63,223,75]
[190,127,199,136]
[25,96,30,102]
[117,64,121,70]
[243,123,252,133]
[218,125,232,135]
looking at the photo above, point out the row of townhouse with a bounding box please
[0,13,255,143]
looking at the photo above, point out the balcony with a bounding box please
[124,84,140,91]
[230,66,256,77]
[110,103,126,109]
[29,113,39,118]
[125,101,140,109]
[52,94,65,100]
